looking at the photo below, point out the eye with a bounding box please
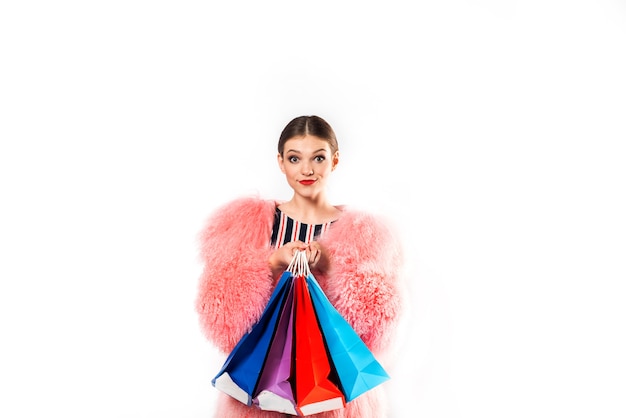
[288,156,299,163]
[314,155,326,163]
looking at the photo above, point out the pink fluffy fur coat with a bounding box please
[196,196,404,418]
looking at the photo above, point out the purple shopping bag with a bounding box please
[253,281,298,414]
[211,270,293,405]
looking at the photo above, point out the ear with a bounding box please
[277,153,286,174]
[331,151,339,171]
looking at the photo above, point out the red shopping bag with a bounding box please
[292,273,345,416]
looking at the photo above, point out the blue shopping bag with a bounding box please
[211,270,293,405]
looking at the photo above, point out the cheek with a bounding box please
[320,163,334,174]
[280,160,294,175]
[283,165,297,177]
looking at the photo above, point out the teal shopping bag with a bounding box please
[306,274,390,402]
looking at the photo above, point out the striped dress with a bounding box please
[270,207,334,248]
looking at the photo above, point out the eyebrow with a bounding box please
[285,148,328,154]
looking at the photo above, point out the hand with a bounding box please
[305,241,323,269]
[269,241,307,277]
[268,241,329,278]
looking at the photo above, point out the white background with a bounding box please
[1,1,625,417]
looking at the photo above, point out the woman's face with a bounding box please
[278,135,339,199]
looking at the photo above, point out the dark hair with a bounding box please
[278,115,339,156]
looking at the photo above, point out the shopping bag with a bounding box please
[292,272,345,415]
[211,250,388,416]
[211,270,293,405]
[254,251,344,416]
[307,274,390,401]
[253,282,297,414]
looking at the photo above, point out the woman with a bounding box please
[196,115,405,417]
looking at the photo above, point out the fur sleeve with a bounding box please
[195,197,276,353]
[319,210,405,354]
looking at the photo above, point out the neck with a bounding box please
[280,194,338,224]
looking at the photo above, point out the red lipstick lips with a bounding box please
[299,180,315,185]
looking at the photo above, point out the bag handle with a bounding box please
[286,250,311,277]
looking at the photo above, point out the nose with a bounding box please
[302,163,314,176]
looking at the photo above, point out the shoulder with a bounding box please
[198,195,279,252]
[322,205,404,264]
[207,195,277,223]
[335,205,392,231]
[227,196,276,215]
[329,205,401,244]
